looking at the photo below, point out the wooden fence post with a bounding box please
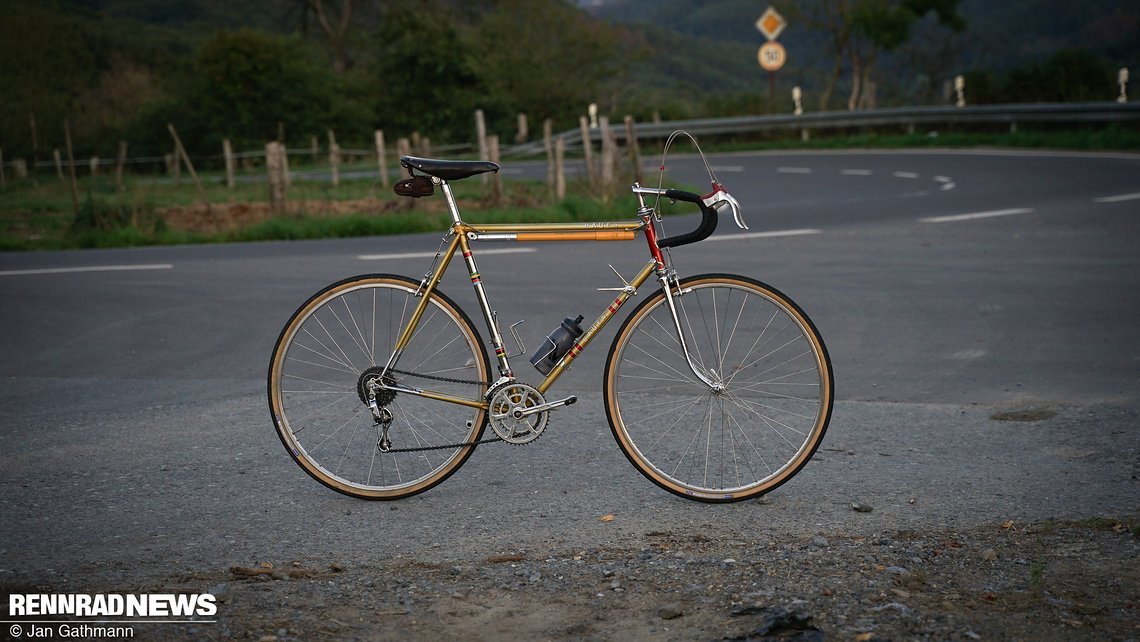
[579,115,595,188]
[167,123,209,205]
[599,116,615,195]
[89,157,99,179]
[327,129,340,187]
[13,159,27,179]
[554,135,566,201]
[374,130,388,188]
[396,137,414,209]
[63,119,80,220]
[115,140,127,192]
[487,134,503,205]
[474,109,488,184]
[281,144,291,188]
[223,139,235,188]
[266,141,286,214]
[516,113,528,144]
[543,119,554,198]
[624,115,642,185]
[53,149,64,183]
[310,135,319,160]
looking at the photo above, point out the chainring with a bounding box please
[488,382,548,445]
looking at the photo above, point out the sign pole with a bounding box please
[756,6,788,114]
[768,72,775,114]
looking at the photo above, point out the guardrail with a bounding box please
[508,101,1140,157]
[6,102,1135,175]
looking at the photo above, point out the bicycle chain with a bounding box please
[378,367,502,453]
[381,434,503,453]
[387,367,491,387]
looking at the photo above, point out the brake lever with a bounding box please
[702,182,749,230]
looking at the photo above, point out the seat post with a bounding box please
[438,179,463,225]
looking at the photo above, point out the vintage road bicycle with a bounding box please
[268,133,833,503]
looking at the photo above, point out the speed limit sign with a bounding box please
[758,41,786,72]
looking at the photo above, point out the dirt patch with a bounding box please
[159,198,437,234]
[8,518,1136,641]
[990,408,1057,422]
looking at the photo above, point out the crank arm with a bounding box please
[512,395,577,419]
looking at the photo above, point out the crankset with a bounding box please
[487,382,576,445]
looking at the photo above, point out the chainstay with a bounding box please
[380,367,498,452]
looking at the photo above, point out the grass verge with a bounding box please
[3,127,1137,251]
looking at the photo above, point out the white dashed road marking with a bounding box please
[919,208,1034,224]
[0,264,174,277]
[708,229,823,241]
[893,171,920,179]
[1093,192,1140,203]
[777,167,812,174]
[841,169,872,176]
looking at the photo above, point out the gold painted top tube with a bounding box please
[464,221,644,233]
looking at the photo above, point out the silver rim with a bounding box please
[610,280,828,497]
[272,280,486,495]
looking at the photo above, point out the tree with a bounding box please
[369,2,486,141]
[794,0,964,110]
[306,0,355,73]
[471,0,621,129]
[173,30,338,153]
[849,0,964,109]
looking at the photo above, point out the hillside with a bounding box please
[589,0,1139,108]
[1,0,1136,161]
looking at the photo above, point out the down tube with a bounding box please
[537,259,659,394]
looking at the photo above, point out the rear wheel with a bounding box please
[604,274,833,502]
[268,274,491,499]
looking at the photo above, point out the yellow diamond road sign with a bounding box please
[756,6,786,42]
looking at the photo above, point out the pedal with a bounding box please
[512,395,577,419]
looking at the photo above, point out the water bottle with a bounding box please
[529,315,585,375]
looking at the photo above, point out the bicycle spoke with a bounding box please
[607,277,831,501]
[270,277,488,499]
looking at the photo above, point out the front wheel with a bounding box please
[268,274,491,499]
[603,274,833,503]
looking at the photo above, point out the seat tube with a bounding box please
[439,179,463,225]
[457,233,513,378]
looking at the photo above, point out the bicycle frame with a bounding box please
[379,176,713,410]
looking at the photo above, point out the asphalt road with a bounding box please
[1,149,1138,587]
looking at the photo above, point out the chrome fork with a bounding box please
[656,270,724,393]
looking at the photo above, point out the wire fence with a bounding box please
[2,101,1137,182]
